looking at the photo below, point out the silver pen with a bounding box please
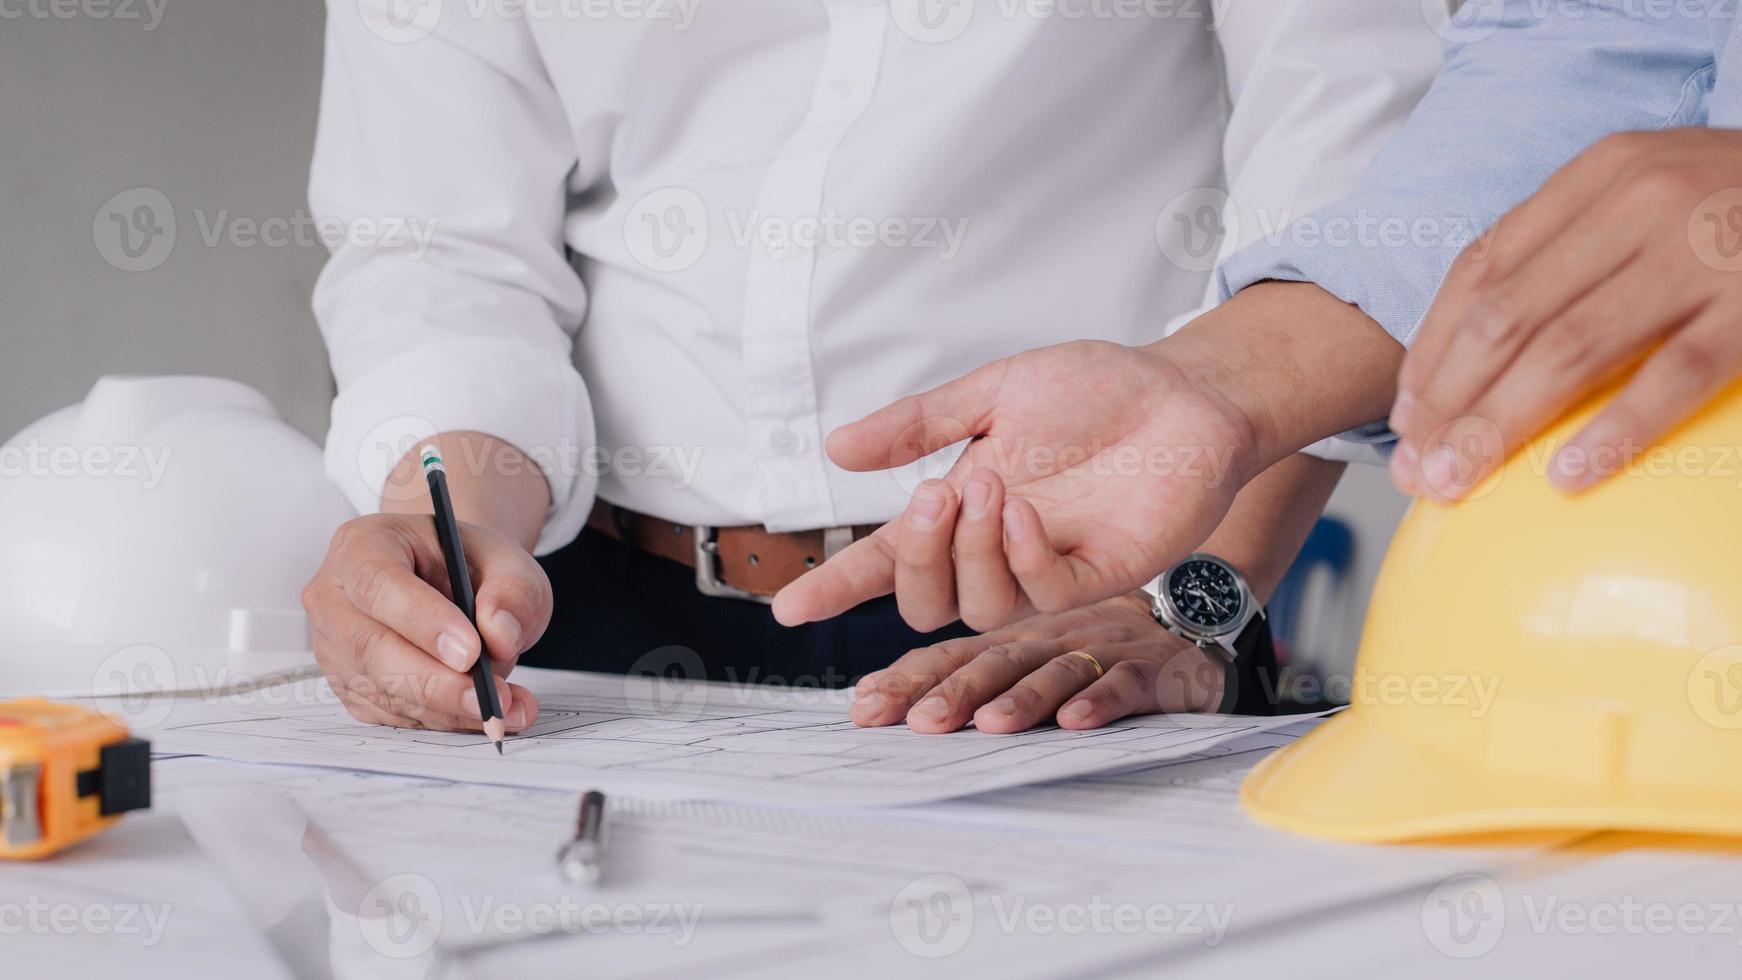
[557,790,608,885]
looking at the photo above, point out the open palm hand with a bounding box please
[774,340,1256,631]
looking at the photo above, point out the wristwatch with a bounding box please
[1147,553,1268,713]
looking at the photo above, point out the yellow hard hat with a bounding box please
[1242,379,1742,842]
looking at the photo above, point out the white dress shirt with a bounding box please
[311,0,1440,555]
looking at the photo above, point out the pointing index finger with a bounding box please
[772,525,898,626]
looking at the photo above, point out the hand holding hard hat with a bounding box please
[1244,375,1742,841]
[1387,128,1742,502]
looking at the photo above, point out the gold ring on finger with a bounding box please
[1061,650,1104,679]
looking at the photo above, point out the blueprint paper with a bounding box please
[134,667,1321,806]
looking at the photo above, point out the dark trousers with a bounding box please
[523,527,976,687]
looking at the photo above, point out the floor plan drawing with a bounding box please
[138,668,1320,806]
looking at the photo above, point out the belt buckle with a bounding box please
[692,525,773,604]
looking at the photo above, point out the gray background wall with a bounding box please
[0,0,1408,676]
[3,0,334,439]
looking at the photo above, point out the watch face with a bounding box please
[1166,558,1244,633]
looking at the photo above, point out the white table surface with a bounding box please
[14,749,1742,979]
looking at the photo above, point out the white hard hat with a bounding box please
[0,376,355,698]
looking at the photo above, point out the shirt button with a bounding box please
[828,75,856,99]
[768,427,801,457]
[768,239,791,260]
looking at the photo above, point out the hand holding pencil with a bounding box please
[300,441,553,736]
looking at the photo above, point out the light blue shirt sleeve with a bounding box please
[1217,0,1718,445]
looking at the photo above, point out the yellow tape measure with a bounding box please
[0,699,151,859]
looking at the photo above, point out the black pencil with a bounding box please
[420,444,506,754]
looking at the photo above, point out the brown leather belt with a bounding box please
[587,501,878,602]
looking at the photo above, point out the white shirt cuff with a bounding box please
[323,337,597,556]
[1298,436,1388,466]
